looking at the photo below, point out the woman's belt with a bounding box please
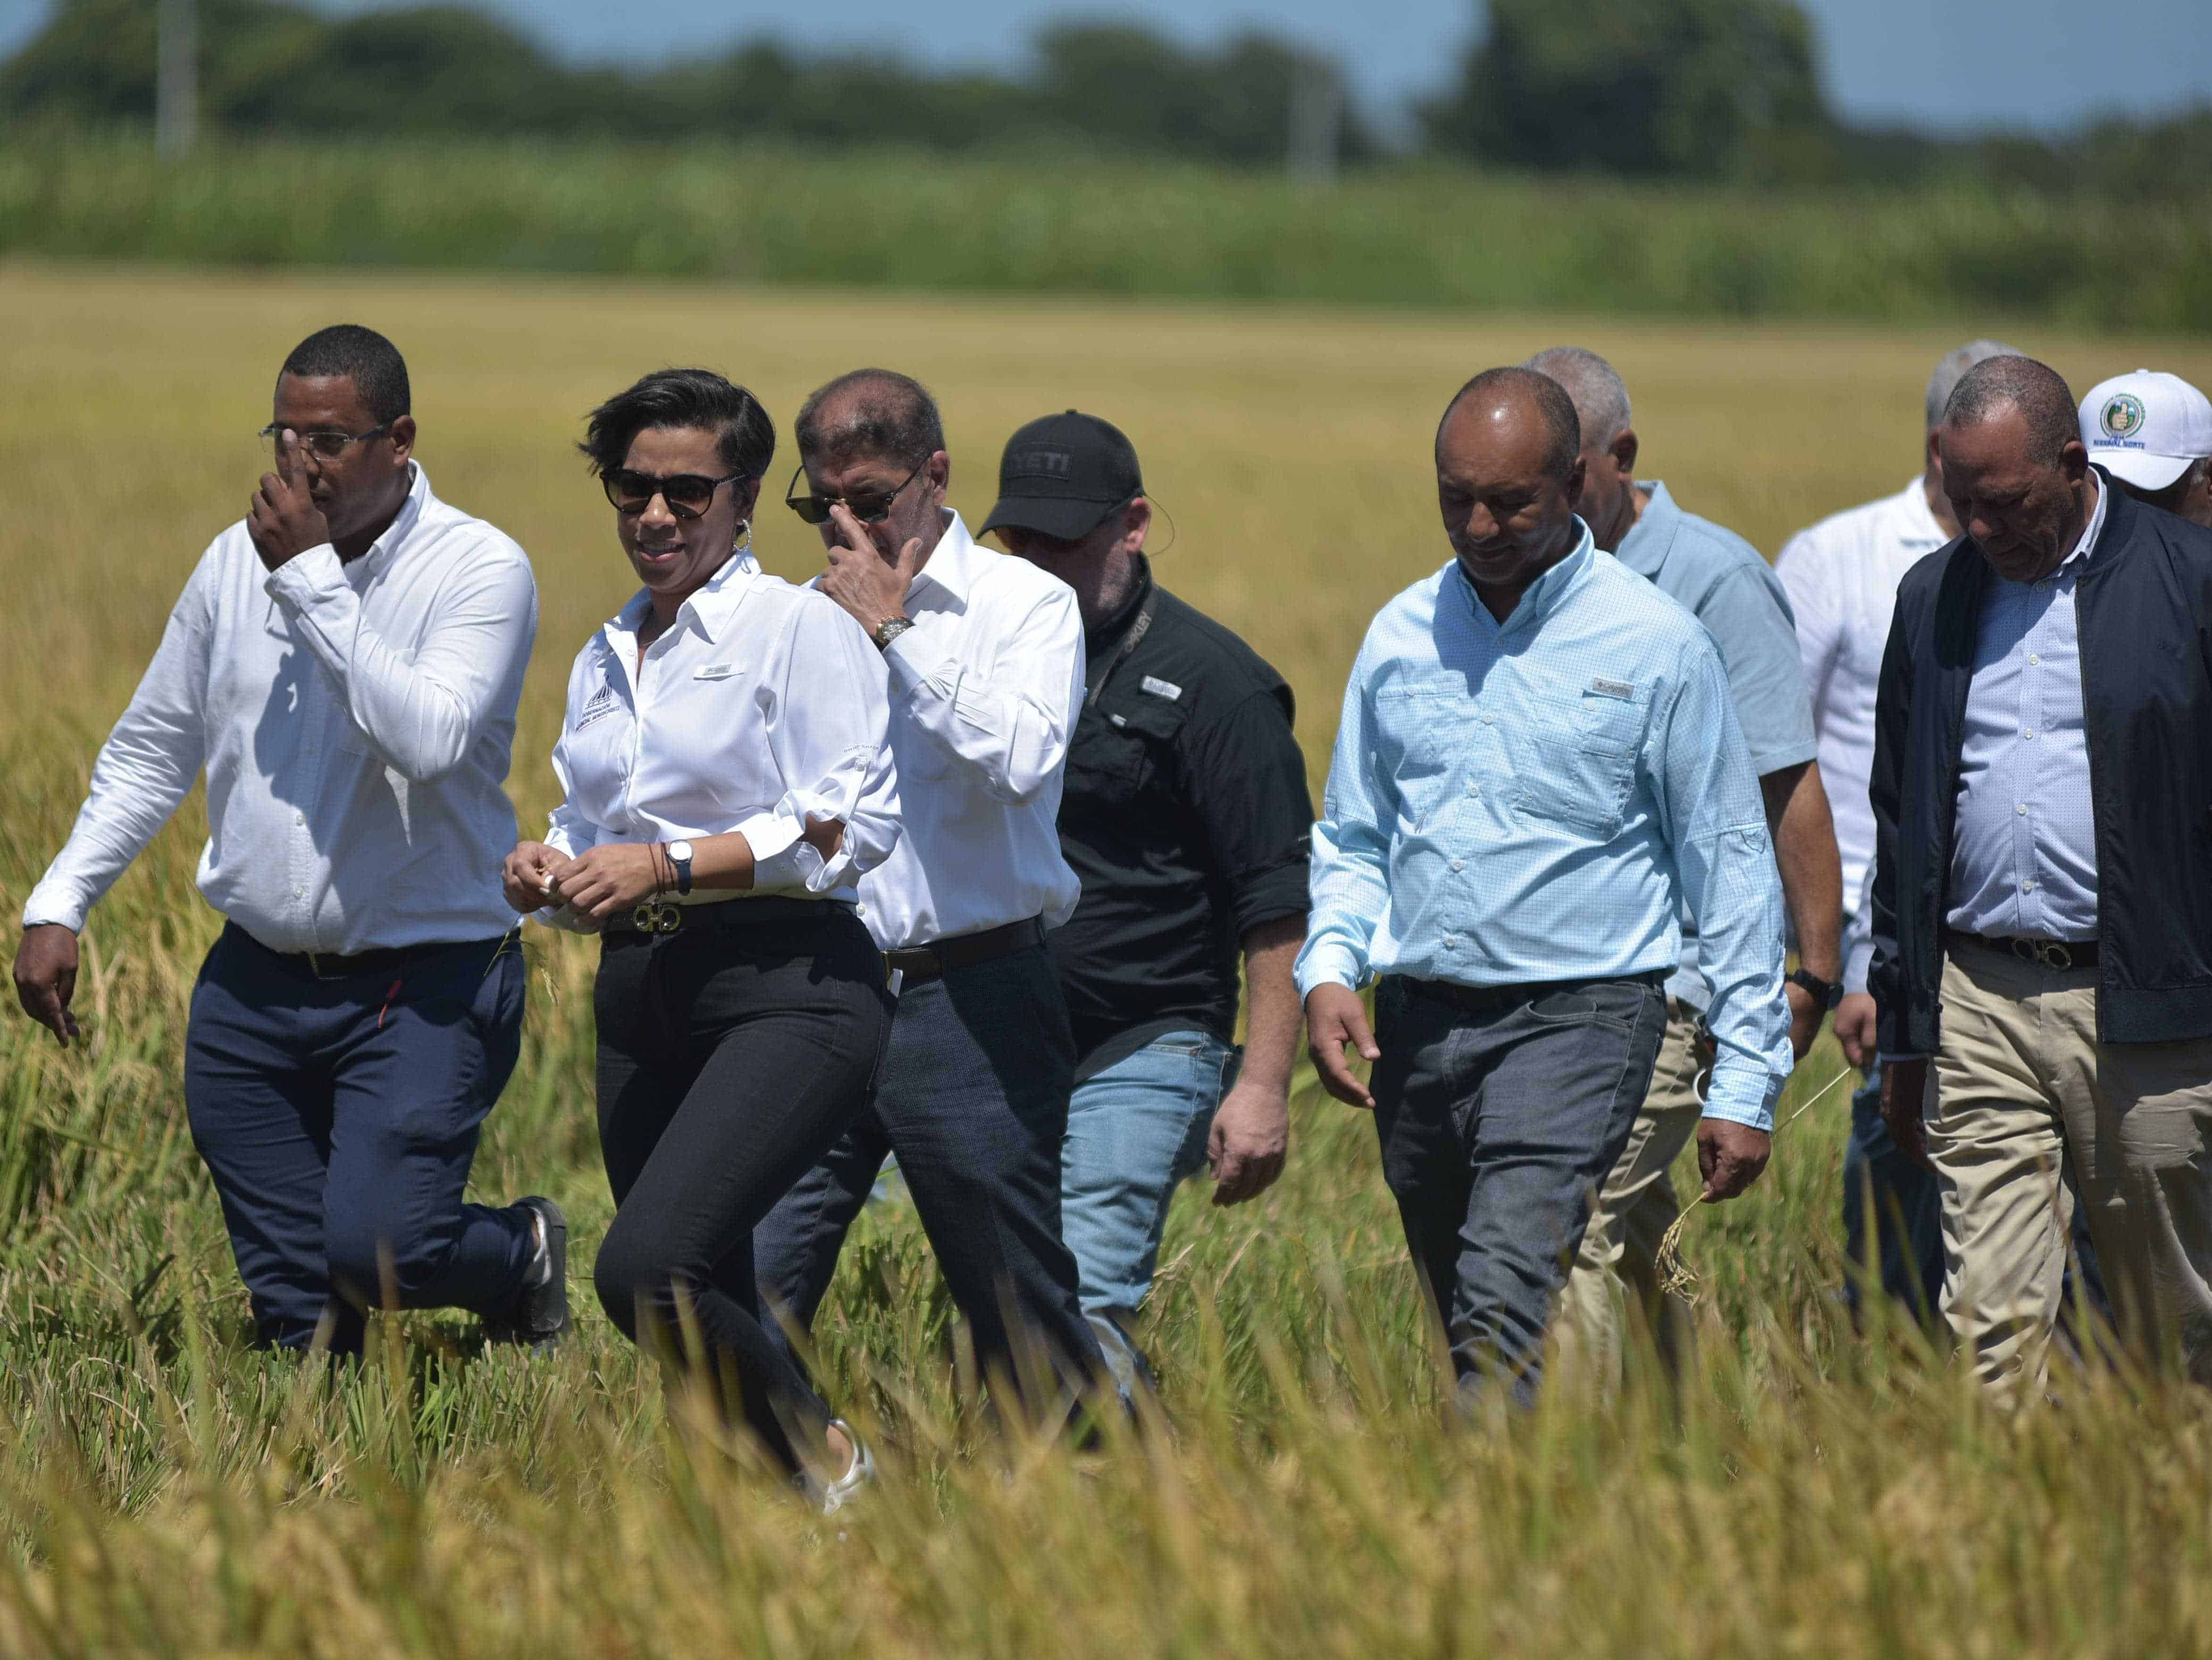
[606,894,852,936]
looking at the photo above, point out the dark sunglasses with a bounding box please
[602,468,745,520]
[783,457,928,527]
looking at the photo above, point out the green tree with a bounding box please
[1420,0,1831,179]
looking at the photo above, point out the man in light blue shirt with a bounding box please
[1527,347,1840,1383]
[1301,367,1792,1407]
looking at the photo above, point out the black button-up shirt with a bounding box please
[1051,556,1314,1078]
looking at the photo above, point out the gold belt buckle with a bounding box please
[631,900,682,936]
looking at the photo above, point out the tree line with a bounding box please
[4,0,2206,199]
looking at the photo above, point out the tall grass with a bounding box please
[5,267,2212,1655]
[4,128,2210,330]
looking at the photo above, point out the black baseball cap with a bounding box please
[980,411,1144,543]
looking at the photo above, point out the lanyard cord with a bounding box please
[1085,593,1158,712]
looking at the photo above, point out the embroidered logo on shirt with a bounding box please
[1588,677,1635,700]
[576,685,620,729]
[1140,675,1184,702]
[693,663,738,681]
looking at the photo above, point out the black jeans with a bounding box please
[1372,973,1668,1408]
[591,901,892,1475]
[752,942,1118,1423]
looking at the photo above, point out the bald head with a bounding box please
[795,368,945,469]
[1943,355,2079,469]
[1438,367,1581,482]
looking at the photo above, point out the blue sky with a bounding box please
[5,0,2208,137]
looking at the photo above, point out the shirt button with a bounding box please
[2016,803,2027,816]
[1466,782,1480,796]
[292,887,304,899]
[2022,729,2035,740]
[1444,936,1459,949]
[1451,859,1464,872]
[1482,714,1496,725]
[295,812,306,826]
[2021,881,2035,892]
[2027,654,2041,665]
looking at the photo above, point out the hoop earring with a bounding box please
[733,518,752,555]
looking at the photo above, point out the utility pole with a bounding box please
[1286,56,1341,183]
[157,0,197,157]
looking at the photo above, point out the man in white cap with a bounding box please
[2079,369,2212,529]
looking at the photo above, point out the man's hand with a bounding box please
[1783,980,1823,1062]
[1305,983,1379,1109]
[819,503,923,640]
[502,840,566,913]
[13,924,82,1047]
[247,430,333,572]
[1881,1055,1932,1169]
[1835,991,1878,1072]
[1207,1079,1288,1206]
[1697,1118,1772,1202]
[549,843,663,922]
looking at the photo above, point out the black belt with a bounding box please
[1946,929,2098,971]
[884,917,1045,987]
[227,922,504,982]
[1398,969,1668,1014]
[604,896,853,936]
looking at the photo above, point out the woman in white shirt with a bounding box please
[502,369,898,1508]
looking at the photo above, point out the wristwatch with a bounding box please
[665,839,694,897]
[872,615,916,650]
[1787,967,1843,1011]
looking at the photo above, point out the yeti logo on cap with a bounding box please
[2100,393,2148,443]
[1008,448,1073,479]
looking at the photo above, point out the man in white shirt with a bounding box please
[1774,339,2018,1321]
[11,326,563,1356]
[752,369,1117,1424]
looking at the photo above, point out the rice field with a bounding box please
[4,262,2212,1657]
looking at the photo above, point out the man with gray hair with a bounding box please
[1774,340,2018,1322]
[1527,346,1840,1388]
[752,368,1120,1429]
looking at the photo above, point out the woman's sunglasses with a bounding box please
[602,468,744,520]
[783,458,927,527]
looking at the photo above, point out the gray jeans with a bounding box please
[1372,973,1668,1409]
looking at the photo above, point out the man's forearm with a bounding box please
[1762,760,1843,979]
[1238,915,1308,1094]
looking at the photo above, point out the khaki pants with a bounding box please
[1930,940,2212,1405]
[1556,998,1707,1393]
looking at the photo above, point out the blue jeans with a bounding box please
[1061,1029,1237,1396]
[182,924,534,1352]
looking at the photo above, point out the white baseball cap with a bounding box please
[2079,369,2212,491]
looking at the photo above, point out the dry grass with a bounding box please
[4,263,2212,1657]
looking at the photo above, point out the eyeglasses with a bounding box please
[783,458,928,527]
[601,468,744,521]
[258,423,394,459]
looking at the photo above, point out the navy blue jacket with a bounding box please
[1868,476,2212,1055]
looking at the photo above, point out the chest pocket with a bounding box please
[1066,691,1187,811]
[1509,684,1648,838]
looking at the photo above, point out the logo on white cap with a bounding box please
[2100,394,2146,441]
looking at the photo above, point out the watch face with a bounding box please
[668,840,694,863]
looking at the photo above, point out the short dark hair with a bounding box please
[579,368,777,481]
[794,369,945,469]
[1943,355,2078,468]
[279,324,410,426]
[1438,366,1581,482]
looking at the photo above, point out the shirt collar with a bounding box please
[1451,519,1596,634]
[604,548,761,649]
[910,509,982,607]
[354,462,429,576]
[1609,480,1678,579]
[1893,475,1950,548]
[2060,468,2108,575]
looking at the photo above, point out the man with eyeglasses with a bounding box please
[753,368,1122,1428]
[12,324,565,1357]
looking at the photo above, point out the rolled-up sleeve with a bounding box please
[1295,637,1392,997]
[881,582,1080,805]
[1183,686,1314,941]
[1649,638,1794,1129]
[747,595,900,895]
[266,537,538,785]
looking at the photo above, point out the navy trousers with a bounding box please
[183,923,534,1352]
[753,942,1118,1422]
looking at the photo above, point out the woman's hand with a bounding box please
[502,841,566,913]
[549,842,666,922]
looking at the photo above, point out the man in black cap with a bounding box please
[983,411,1314,1393]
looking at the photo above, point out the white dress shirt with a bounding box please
[543,550,900,912]
[24,464,538,954]
[1774,477,1950,989]
[1947,473,2105,942]
[856,510,1084,950]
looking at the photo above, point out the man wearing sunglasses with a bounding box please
[13,324,564,1357]
[753,368,1122,1428]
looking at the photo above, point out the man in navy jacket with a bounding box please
[1869,353,2212,1402]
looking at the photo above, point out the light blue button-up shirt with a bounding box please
[1947,474,2106,942]
[1296,527,1794,1129]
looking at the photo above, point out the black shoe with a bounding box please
[486,1196,568,1351]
